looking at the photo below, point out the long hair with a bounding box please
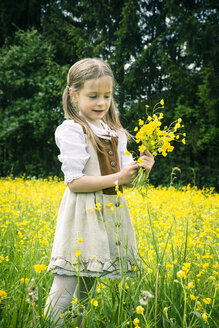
[62,58,130,150]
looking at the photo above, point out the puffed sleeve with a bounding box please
[55,120,90,185]
[118,131,134,169]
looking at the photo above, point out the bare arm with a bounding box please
[67,161,140,193]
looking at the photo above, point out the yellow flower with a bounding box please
[132,265,137,271]
[203,298,211,304]
[137,158,143,164]
[136,305,144,314]
[134,127,138,131]
[96,282,106,293]
[34,264,47,273]
[139,145,146,152]
[59,313,65,318]
[76,237,83,243]
[117,191,123,197]
[95,202,101,207]
[177,270,187,279]
[91,298,98,307]
[138,119,144,126]
[125,283,129,290]
[169,132,174,138]
[133,318,140,326]
[119,204,124,208]
[0,290,7,299]
[182,262,191,272]
[182,138,186,144]
[125,151,130,156]
[190,294,196,300]
[202,313,208,322]
[107,202,113,207]
[160,99,164,106]
[187,282,195,289]
[178,118,182,123]
[203,263,209,268]
[71,298,78,304]
[21,278,29,283]
[163,307,168,314]
[145,105,149,108]
[75,250,81,257]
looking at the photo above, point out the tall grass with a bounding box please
[0,177,218,327]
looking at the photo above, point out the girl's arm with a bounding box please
[68,162,140,193]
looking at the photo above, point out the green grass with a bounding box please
[0,177,218,327]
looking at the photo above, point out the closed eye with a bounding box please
[88,95,111,99]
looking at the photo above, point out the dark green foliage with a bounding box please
[0,29,68,177]
[0,0,46,46]
[0,0,218,189]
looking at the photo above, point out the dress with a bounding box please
[48,119,138,279]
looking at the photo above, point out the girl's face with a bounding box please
[71,76,113,128]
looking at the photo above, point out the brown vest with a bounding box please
[96,136,123,195]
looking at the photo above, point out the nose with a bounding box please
[97,97,105,107]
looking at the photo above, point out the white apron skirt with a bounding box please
[48,139,138,279]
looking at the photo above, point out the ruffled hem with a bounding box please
[64,173,85,185]
[48,256,137,279]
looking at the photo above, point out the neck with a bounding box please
[88,120,104,129]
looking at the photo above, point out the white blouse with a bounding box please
[55,119,134,185]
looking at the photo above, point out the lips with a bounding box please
[93,110,104,113]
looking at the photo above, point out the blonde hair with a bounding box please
[62,58,130,150]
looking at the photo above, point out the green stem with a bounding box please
[155,264,161,328]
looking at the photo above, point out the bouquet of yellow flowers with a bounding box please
[133,99,186,188]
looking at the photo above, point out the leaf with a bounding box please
[189,311,207,328]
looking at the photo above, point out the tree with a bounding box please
[0,0,46,46]
[0,0,218,189]
[0,29,67,176]
[124,0,219,188]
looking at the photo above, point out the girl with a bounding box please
[45,58,154,326]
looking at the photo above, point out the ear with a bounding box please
[69,88,79,103]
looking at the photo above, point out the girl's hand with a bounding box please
[139,149,155,177]
[118,161,140,185]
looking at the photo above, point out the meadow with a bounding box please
[0,177,218,327]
